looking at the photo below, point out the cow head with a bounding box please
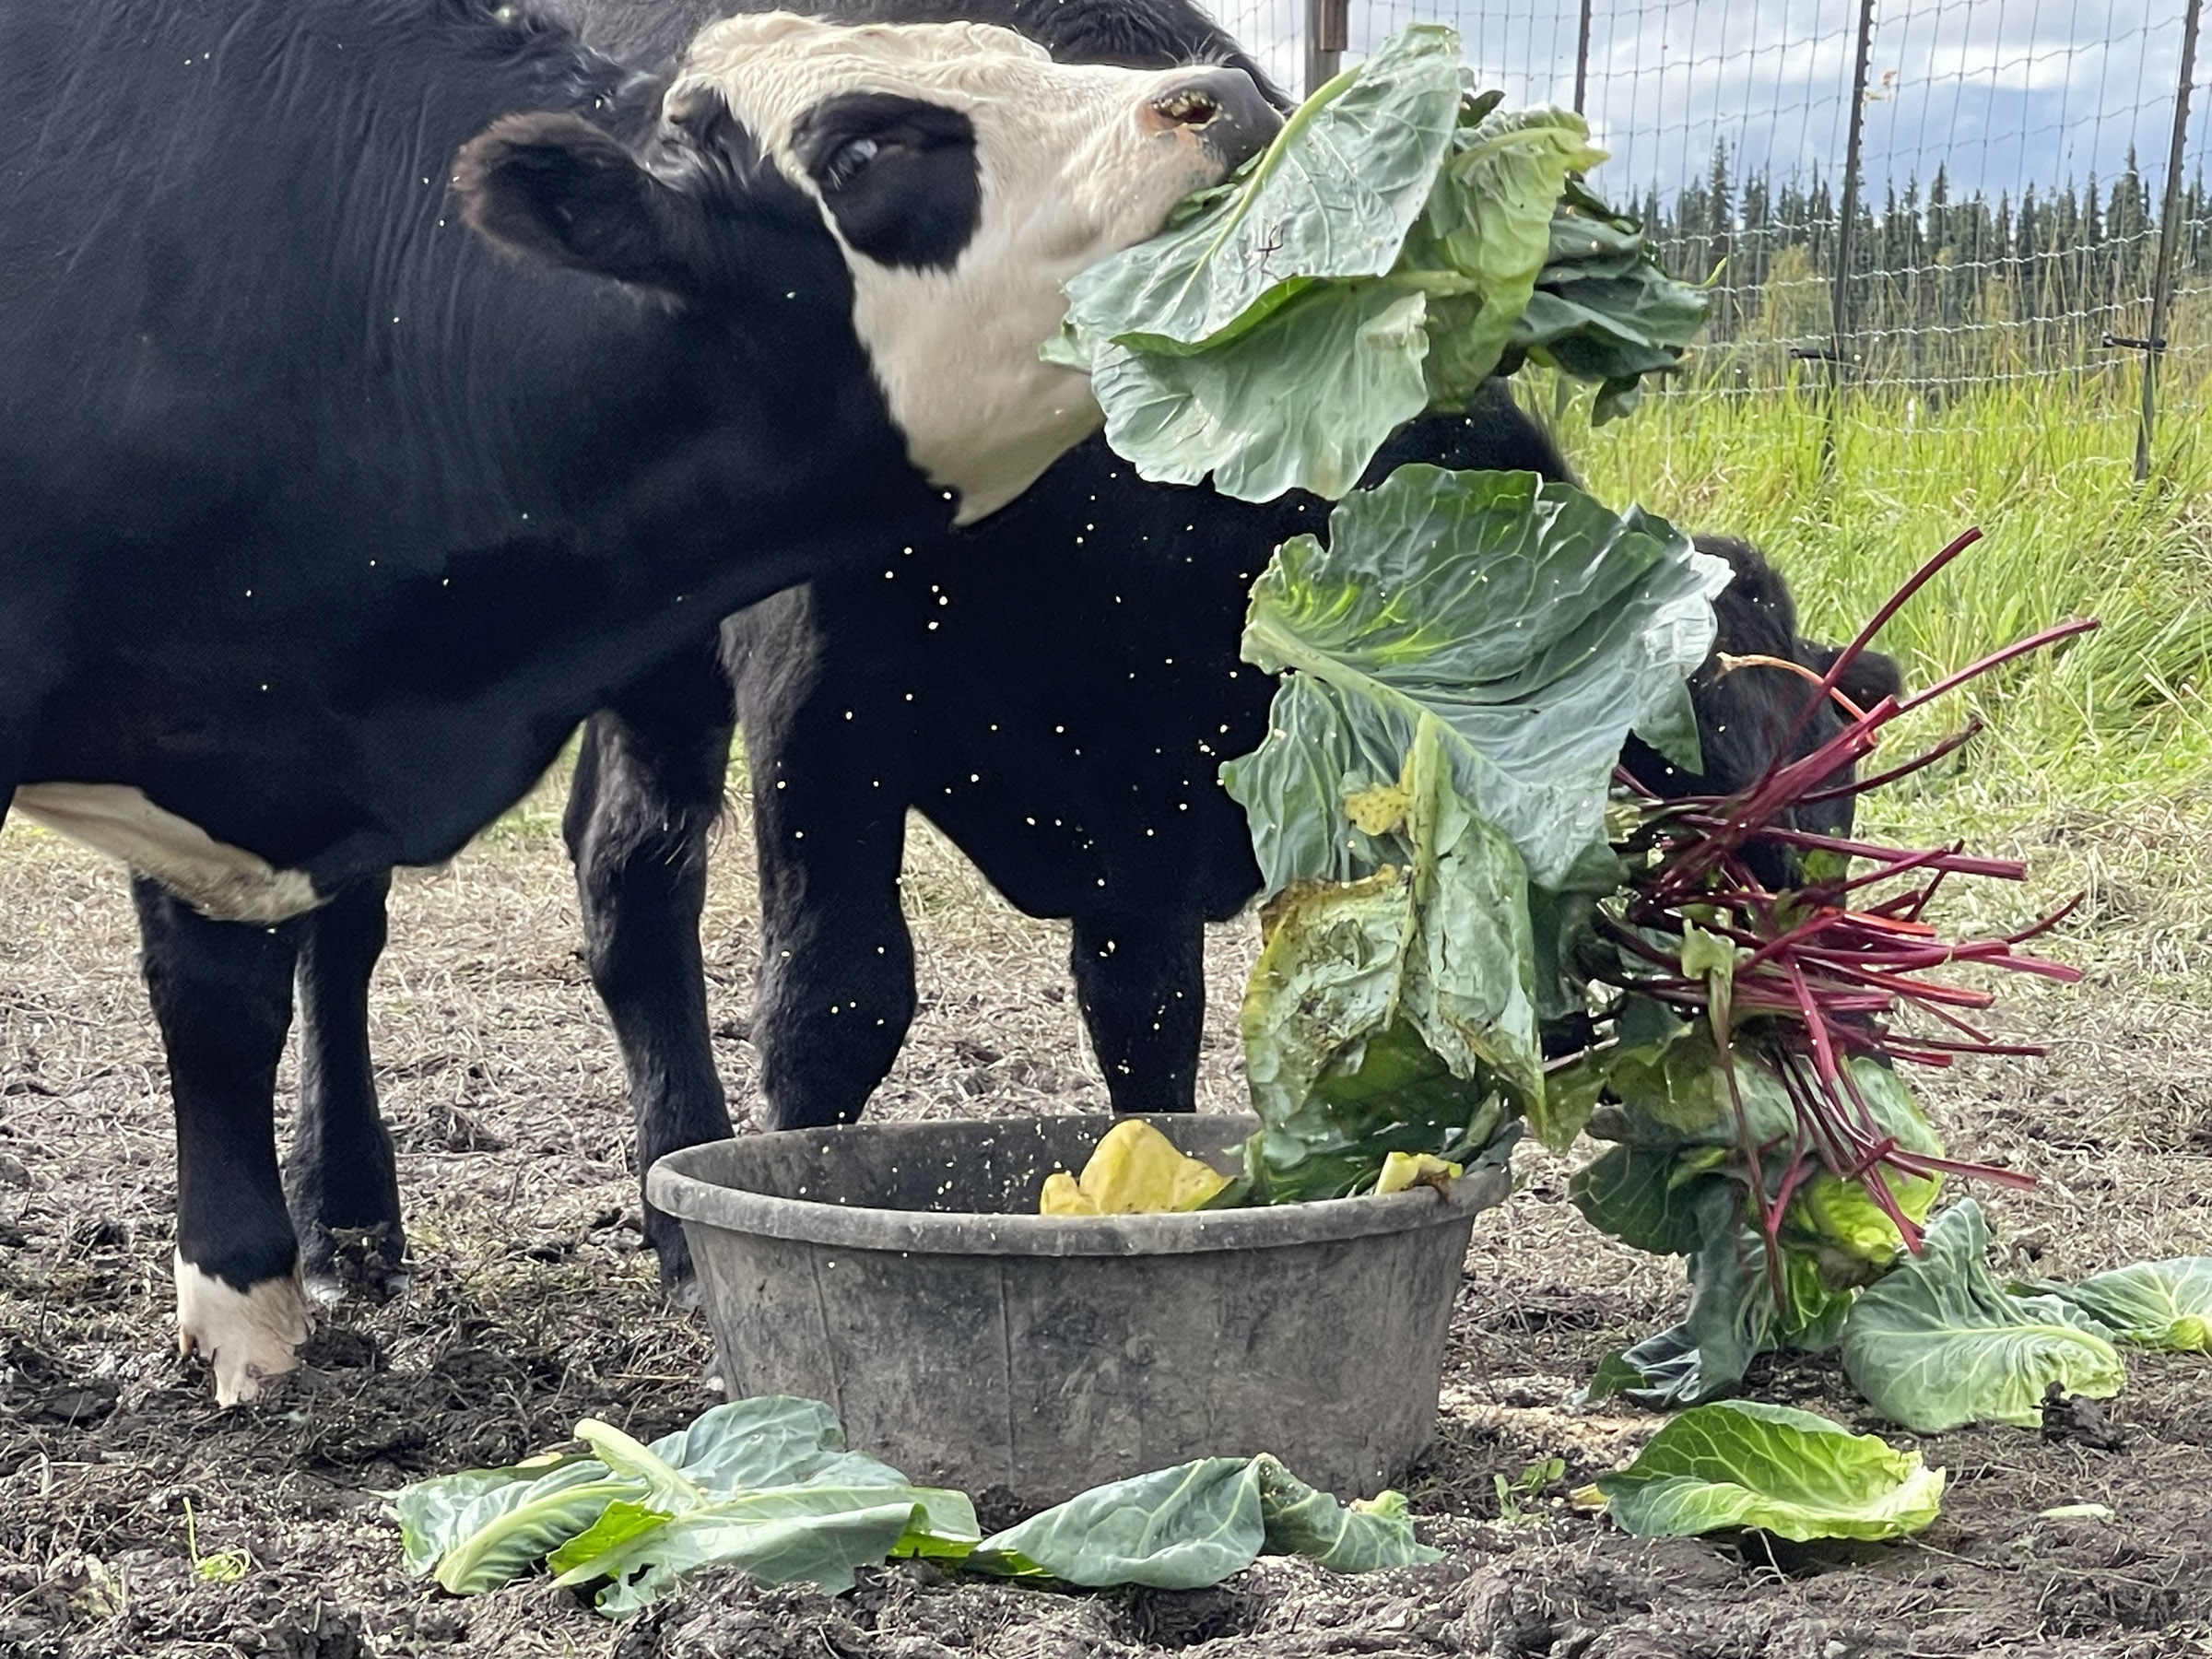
[453,13,1277,522]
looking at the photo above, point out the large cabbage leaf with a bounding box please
[2017,1258,2212,1352]
[1841,1202,2127,1430]
[1222,469,1723,1181]
[554,1485,976,1616]
[1582,1401,1945,1542]
[1225,466,1724,895]
[388,1396,967,1610]
[1049,27,1702,501]
[394,1399,1438,1612]
[1057,25,1465,356]
[1079,285,1435,501]
[968,1454,1438,1589]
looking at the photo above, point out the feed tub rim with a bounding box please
[647,1112,1510,1258]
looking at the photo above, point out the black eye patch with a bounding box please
[792,92,981,272]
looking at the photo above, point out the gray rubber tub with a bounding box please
[647,1113,1508,1510]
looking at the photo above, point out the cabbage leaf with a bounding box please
[1582,1401,1945,1541]
[1050,26,1705,501]
[389,1395,966,1609]
[2017,1257,2212,1353]
[1841,1202,2127,1430]
[968,1454,1439,1588]
[1221,468,1724,1190]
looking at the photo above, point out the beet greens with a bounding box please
[1560,530,2095,1405]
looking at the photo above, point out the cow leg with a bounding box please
[135,877,312,1406]
[749,770,917,1135]
[566,647,736,1293]
[1069,909,1206,1114]
[285,871,406,1301]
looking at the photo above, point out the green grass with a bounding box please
[1549,370,2212,830]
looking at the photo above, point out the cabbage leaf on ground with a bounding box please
[390,1397,967,1610]
[1579,1400,1945,1541]
[391,1398,1436,1615]
[1841,1202,2127,1430]
[2016,1257,2212,1353]
[1049,26,1706,500]
[969,1455,1438,1589]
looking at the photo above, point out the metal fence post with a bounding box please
[1829,0,1880,427]
[2136,0,2204,482]
[1572,0,1594,115]
[1305,0,1348,100]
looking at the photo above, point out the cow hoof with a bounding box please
[174,1253,312,1406]
[298,1221,409,1306]
[651,1225,700,1307]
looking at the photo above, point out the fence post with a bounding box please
[2136,0,2204,482]
[1572,0,1594,114]
[1305,0,1348,100]
[1828,0,1880,445]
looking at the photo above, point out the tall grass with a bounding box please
[1551,370,2212,825]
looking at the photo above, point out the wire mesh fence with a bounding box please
[1204,0,2212,480]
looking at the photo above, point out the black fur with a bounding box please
[1621,535,1906,888]
[0,0,1138,1317]
[794,93,982,270]
[279,0,1898,1298]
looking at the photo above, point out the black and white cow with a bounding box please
[0,0,1277,1401]
[257,0,1901,1325]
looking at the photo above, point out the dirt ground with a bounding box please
[3,772,2210,1659]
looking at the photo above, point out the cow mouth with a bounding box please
[1149,88,1222,126]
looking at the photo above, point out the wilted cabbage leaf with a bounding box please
[394,1399,1441,1612]
[969,1454,1439,1588]
[1049,26,1703,500]
[2018,1258,2212,1353]
[1571,1054,1944,1406]
[1580,1401,1945,1541]
[1038,1119,1232,1215]
[389,1396,968,1611]
[1842,1202,2127,1431]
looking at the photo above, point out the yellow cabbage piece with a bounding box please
[1372,1151,1462,1194]
[1039,1121,1231,1216]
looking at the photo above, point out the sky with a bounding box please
[1208,0,2206,204]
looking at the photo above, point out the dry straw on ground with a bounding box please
[2,758,2209,1657]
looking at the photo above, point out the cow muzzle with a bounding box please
[1139,68,1280,174]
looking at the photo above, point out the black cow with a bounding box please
[582,443,1900,1139]
[270,0,1900,1322]
[0,0,1277,1401]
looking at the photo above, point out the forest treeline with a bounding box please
[1638,141,2212,390]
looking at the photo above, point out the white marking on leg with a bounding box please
[174,1252,312,1406]
[12,784,322,923]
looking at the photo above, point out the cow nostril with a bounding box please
[1149,88,1223,127]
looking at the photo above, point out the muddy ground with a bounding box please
[2,777,2209,1659]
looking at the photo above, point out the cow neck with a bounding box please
[312,183,956,879]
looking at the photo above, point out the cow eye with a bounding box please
[821,136,881,191]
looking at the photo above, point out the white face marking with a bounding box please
[174,1252,312,1406]
[675,15,1248,522]
[11,784,321,924]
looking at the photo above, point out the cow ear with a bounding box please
[453,112,696,292]
[1803,641,1907,710]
